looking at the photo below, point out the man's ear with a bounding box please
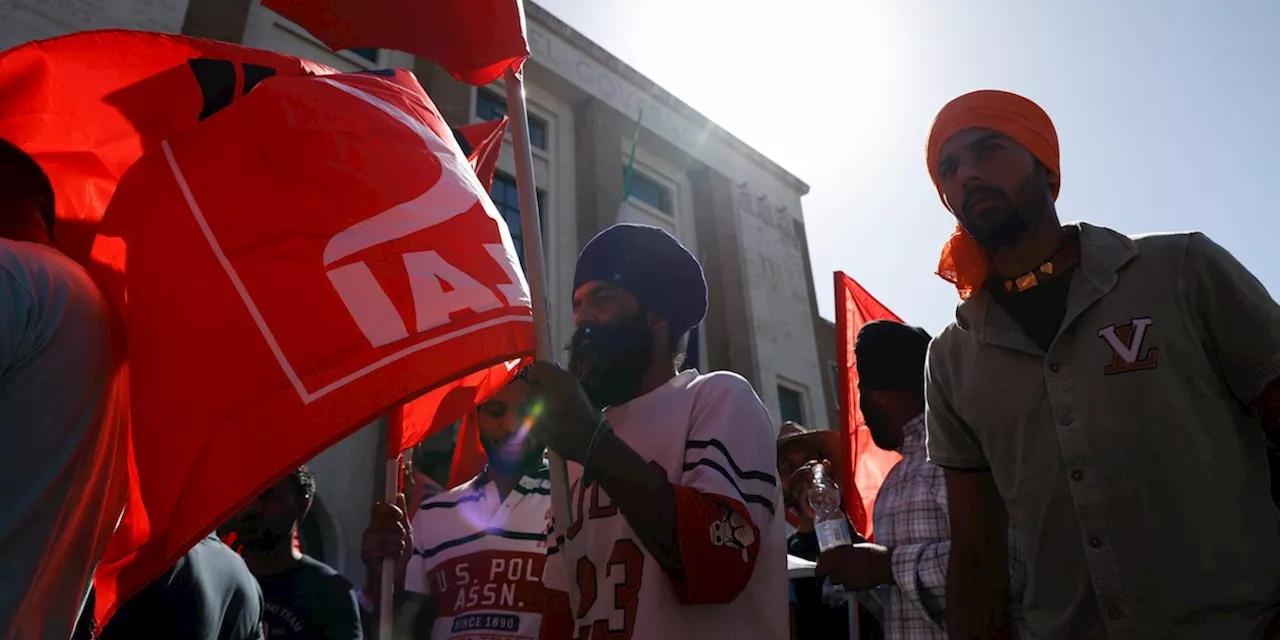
[648,311,670,346]
[1041,163,1061,192]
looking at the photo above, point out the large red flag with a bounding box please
[834,272,904,541]
[0,30,337,267]
[262,0,529,85]
[91,68,534,624]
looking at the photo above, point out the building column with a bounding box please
[572,97,626,246]
[415,60,474,127]
[180,0,254,42]
[689,168,759,389]
[795,218,839,425]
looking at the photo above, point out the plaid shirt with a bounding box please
[874,414,1031,640]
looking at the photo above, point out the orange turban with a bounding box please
[925,90,1060,298]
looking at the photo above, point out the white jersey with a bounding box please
[543,370,787,640]
[406,466,556,640]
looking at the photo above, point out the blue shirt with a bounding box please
[0,239,129,639]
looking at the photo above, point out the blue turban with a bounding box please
[573,224,708,340]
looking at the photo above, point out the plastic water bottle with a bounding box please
[808,462,854,603]
[808,462,853,551]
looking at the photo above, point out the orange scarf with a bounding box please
[925,90,1060,298]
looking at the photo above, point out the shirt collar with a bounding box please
[952,222,1139,353]
[475,459,550,490]
[900,413,927,456]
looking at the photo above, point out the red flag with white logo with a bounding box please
[0,29,338,268]
[0,30,506,270]
[835,272,904,541]
[262,0,529,85]
[91,68,533,624]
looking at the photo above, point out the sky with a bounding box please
[535,0,1280,333]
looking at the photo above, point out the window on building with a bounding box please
[778,385,806,425]
[476,88,548,150]
[828,361,841,410]
[626,170,673,215]
[489,173,546,269]
[345,48,380,64]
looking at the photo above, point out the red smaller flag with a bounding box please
[452,117,508,192]
[262,0,529,85]
[448,410,489,488]
[834,272,904,541]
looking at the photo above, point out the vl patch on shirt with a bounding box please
[1098,317,1159,375]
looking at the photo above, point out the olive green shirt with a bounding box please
[925,223,1280,639]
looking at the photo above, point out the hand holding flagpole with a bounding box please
[502,67,574,558]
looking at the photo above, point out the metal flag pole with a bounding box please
[502,67,573,557]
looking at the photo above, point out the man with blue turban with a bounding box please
[527,224,787,639]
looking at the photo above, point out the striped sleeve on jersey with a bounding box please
[682,373,780,518]
[668,372,779,605]
[684,438,777,515]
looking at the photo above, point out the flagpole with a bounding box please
[379,408,404,639]
[503,68,573,554]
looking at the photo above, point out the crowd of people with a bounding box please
[4,81,1280,640]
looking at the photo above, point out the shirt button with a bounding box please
[1089,536,1104,548]
[1060,415,1074,426]
[1049,363,1060,373]
[1070,469,1084,481]
[1108,605,1123,620]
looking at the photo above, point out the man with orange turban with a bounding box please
[921,90,1280,640]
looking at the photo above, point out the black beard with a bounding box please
[566,312,653,410]
[959,177,1050,249]
[861,399,898,451]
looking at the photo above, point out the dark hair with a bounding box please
[0,138,55,237]
[286,466,316,503]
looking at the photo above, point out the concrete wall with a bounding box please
[796,219,840,430]
[0,0,189,50]
[732,182,829,432]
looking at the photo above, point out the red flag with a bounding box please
[452,117,508,192]
[91,68,534,624]
[262,0,529,86]
[834,272,904,541]
[448,410,489,488]
[0,29,336,268]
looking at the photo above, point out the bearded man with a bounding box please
[924,89,1280,639]
[527,223,787,639]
